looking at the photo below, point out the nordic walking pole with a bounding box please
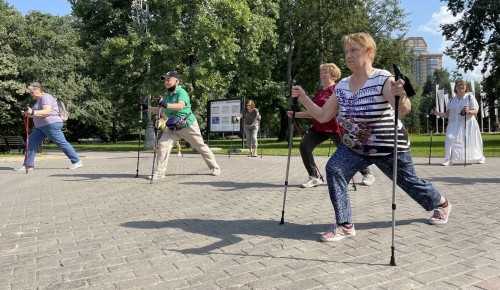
[229,118,235,158]
[280,92,298,225]
[135,116,142,177]
[327,139,332,157]
[149,103,163,184]
[390,64,403,266]
[24,111,30,174]
[463,105,467,167]
[389,64,416,265]
[136,97,147,177]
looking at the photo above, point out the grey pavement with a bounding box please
[1,150,499,290]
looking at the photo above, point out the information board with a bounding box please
[207,98,243,133]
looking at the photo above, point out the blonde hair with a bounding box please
[319,63,341,81]
[342,32,377,59]
[454,80,469,94]
[245,99,256,109]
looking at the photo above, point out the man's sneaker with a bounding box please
[441,159,450,166]
[320,224,357,242]
[301,176,323,188]
[148,173,166,180]
[478,156,485,164]
[211,167,221,176]
[177,151,183,157]
[69,161,83,170]
[361,173,375,186]
[14,165,34,171]
[429,198,451,225]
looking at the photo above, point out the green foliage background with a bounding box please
[1,0,498,142]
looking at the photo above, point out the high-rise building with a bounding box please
[404,37,443,84]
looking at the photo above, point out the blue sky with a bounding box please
[5,0,71,16]
[5,0,483,81]
[400,0,483,81]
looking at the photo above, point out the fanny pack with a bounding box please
[166,113,191,131]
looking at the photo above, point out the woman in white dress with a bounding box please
[431,80,485,166]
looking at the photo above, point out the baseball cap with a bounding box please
[160,71,181,81]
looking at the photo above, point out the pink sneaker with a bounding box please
[320,224,356,242]
[429,198,451,225]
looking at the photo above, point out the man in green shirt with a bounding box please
[146,71,221,179]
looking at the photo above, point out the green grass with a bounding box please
[31,132,500,158]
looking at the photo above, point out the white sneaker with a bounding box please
[301,176,323,188]
[441,159,450,166]
[361,173,375,186]
[211,167,221,176]
[148,173,166,180]
[177,152,183,157]
[14,165,34,171]
[69,161,83,169]
[478,156,485,164]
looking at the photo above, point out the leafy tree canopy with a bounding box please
[441,0,499,106]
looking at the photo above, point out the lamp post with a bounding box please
[132,0,155,149]
[426,114,429,133]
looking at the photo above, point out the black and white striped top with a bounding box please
[334,69,410,156]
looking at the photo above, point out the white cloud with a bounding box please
[418,6,461,35]
[443,55,483,82]
[419,6,484,82]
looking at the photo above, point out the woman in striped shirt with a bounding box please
[291,33,451,242]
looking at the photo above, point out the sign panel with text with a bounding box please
[207,98,243,133]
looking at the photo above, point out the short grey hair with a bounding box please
[27,82,45,92]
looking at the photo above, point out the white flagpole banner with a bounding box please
[479,93,484,132]
[470,81,476,99]
[438,89,445,113]
[435,85,440,132]
[480,92,485,118]
[435,85,439,112]
[495,100,498,121]
[450,82,455,98]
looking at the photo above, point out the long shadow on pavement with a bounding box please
[121,218,427,256]
[425,176,500,185]
[180,181,284,190]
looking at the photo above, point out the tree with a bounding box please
[17,12,100,141]
[0,1,29,135]
[65,0,151,142]
[272,0,413,140]
[420,69,452,132]
[70,0,282,140]
[441,0,499,110]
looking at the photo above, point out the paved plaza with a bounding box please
[1,150,499,289]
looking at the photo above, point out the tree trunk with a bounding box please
[112,117,117,143]
[278,36,295,142]
[277,106,288,142]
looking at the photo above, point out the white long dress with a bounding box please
[444,93,485,164]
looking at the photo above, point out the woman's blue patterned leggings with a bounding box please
[326,145,442,225]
